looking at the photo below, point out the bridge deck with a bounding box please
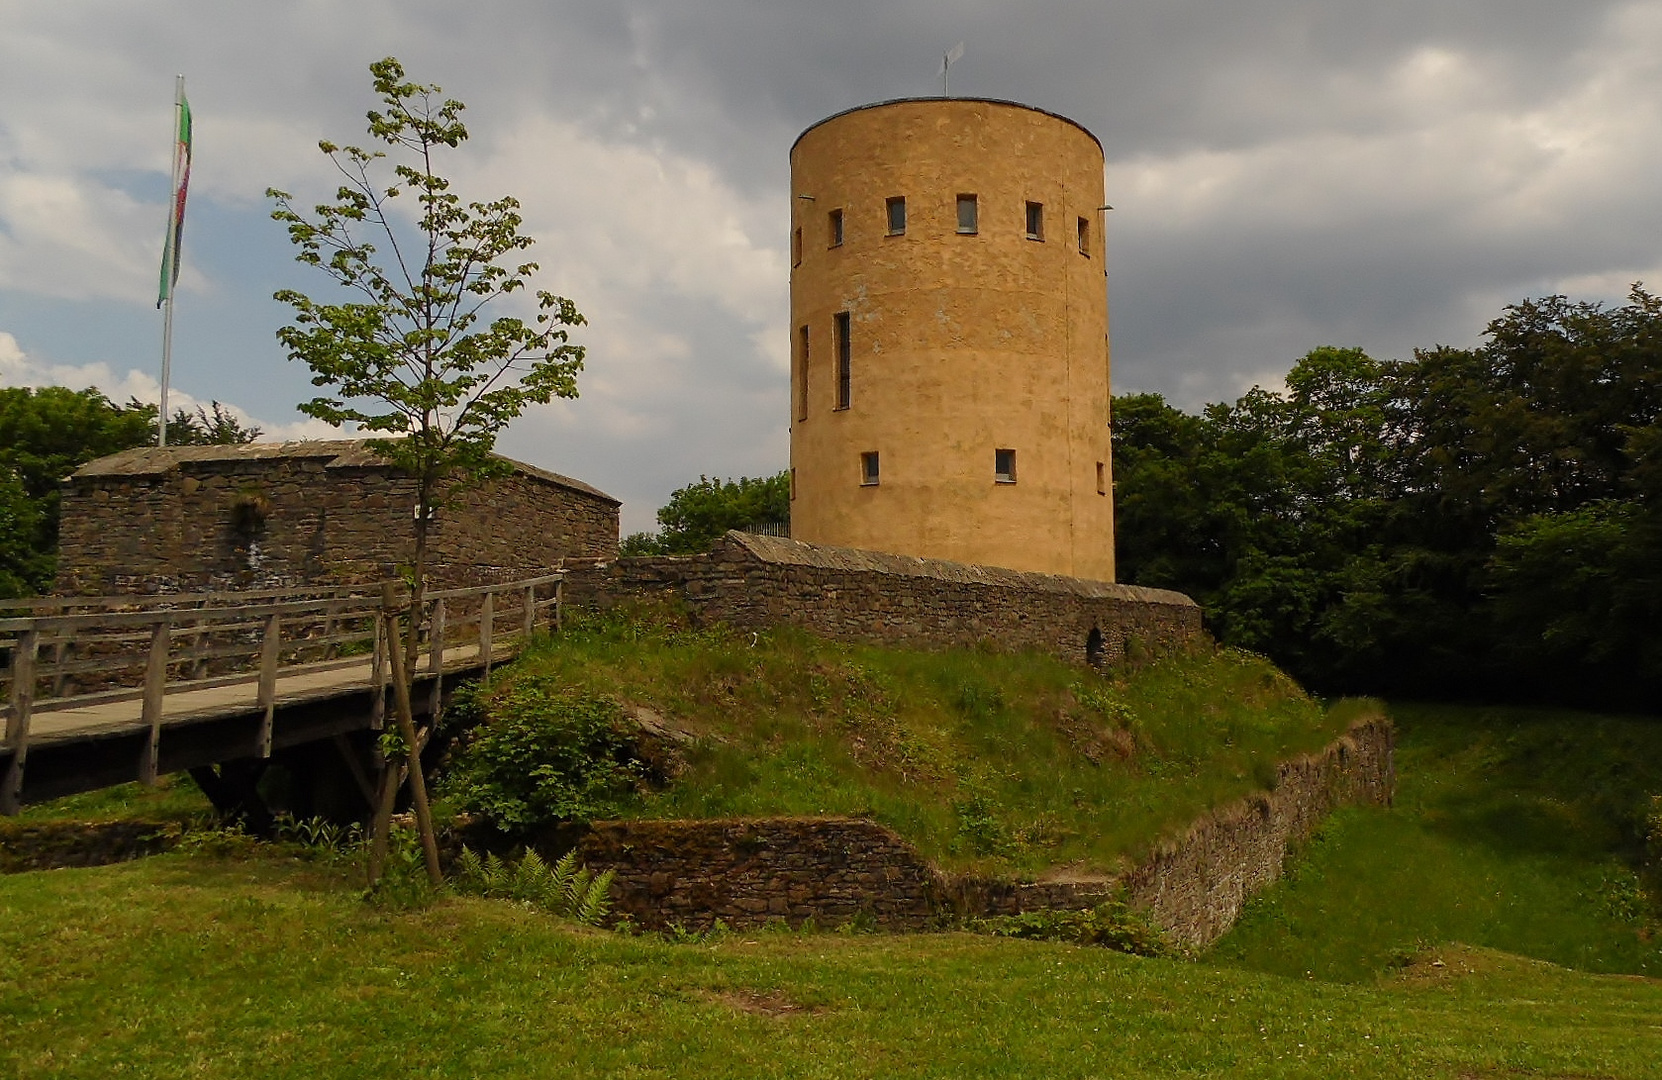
[25,642,497,747]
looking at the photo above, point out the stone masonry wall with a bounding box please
[565,532,1202,669]
[56,450,617,595]
[553,716,1393,944]
[1117,715,1394,946]
[433,471,618,587]
[568,818,943,930]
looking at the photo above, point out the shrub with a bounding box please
[440,678,643,830]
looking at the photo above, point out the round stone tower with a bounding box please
[788,97,1114,581]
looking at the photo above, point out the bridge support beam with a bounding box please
[189,761,274,835]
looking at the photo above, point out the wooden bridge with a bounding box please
[0,574,564,819]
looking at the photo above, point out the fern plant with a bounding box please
[452,846,615,926]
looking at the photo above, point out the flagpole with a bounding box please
[158,74,185,447]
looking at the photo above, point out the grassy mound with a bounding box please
[446,604,1368,876]
[1213,702,1662,980]
[3,851,1661,1078]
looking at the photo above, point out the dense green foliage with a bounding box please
[0,387,259,597]
[622,471,790,555]
[439,679,643,829]
[4,849,1662,1077]
[1214,702,1662,981]
[464,604,1359,875]
[1114,287,1662,706]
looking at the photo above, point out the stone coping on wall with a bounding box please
[68,439,620,505]
[721,532,1198,607]
[552,714,1393,947]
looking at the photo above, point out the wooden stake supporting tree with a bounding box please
[389,612,443,882]
[269,57,585,885]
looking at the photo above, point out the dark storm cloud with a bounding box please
[4,0,1660,523]
[437,0,1662,405]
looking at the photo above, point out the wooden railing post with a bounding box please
[555,577,563,632]
[139,619,170,785]
[428,597,446,675]
[522,584,536,642]
[479,589,494,683]
[256,612,280,758]
[189,616,210,681]
[49,636,72,698]
[1,628,38,814]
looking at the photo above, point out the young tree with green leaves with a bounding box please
[268,57,585,881]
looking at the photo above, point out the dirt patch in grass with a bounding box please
[704,988,826,1017]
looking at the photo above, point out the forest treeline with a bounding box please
[0,388,260,597]
[1113,287,1662,709]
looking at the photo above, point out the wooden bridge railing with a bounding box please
[0,573,564,814]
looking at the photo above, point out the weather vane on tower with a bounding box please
[942,42,964,96]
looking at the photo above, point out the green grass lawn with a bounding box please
[460,609,1365,877]
[6,667,1662,1077]
[2,849,1660,1080]
[11,770,211,823]
[1212,702,1662,981]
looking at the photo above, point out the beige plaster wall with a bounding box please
[789,98,1115,581]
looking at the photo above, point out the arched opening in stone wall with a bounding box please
[1085,626,1104,668]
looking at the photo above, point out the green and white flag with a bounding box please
[157,88,192,308]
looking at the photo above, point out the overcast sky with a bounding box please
[3,1,1660,533]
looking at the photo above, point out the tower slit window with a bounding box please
[796,325,810,421]
[886,196,907,236]
[1096,461,1107,495]
[793,227,802,267]
[956,194,978,234]
[834,311,851,410]
[828,208,844,247]
[1077,216,1090,256]
[860,451,880,486]
[1025,201,1044,240]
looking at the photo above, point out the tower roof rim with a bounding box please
[791,96,1102,157]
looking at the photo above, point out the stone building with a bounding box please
[788,98,1115,581]
[54,440,618,595]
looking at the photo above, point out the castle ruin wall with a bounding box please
[564,532,1201,669]
[556,716,1393,947]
